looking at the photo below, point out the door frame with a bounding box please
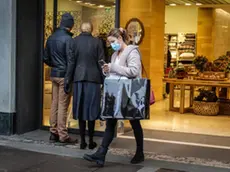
[16,0,45,134]
[40,0,120,136]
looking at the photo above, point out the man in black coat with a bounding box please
[65,22,104,150]
[43,13,78,144]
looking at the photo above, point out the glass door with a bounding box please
[42,0,117,133]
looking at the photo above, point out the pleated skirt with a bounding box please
[73,81,101,121]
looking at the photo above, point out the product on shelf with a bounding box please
[178,33,196,62]
[167,34,178,61]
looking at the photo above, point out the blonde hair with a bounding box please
[81,22,93,33]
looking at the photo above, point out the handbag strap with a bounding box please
[141,61,148,78]
[135,49,149,79]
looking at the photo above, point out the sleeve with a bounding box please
[43,41,52,66]
[97,39,106,78]
[110,49,141,78]
[65,38,76,84]
[98,39,105,61]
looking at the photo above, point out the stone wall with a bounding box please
[0,0,16,134]
[120,0,165,101]
[213,9,230,59]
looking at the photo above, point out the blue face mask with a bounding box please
[111,42,121,51]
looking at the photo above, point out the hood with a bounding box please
[123,45,140,58]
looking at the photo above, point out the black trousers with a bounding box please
[79,120,95,143]
[101,119,143,152]
[166,83,170,94]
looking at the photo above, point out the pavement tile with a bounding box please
[0,146,142,172]
[1,131,230,172]
[95,163,142,172]
[21,160,96,172]
[0,146,51,172]
[0,146,97,172]
[156,169,187,172]
[137,167,160,172]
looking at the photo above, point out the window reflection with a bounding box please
[43,0,116,131]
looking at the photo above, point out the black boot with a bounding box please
[80,142,87,149]
[83,146,108,167]
[130,150,144,164]
[129,120,144,164]
[88,142,97,150]
[49,133,59,143]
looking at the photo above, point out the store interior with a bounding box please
[43,0,230,137]
[140,4,230,138]
[138,3,230,137]
[43,0,116,132]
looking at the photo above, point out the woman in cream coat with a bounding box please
[83,28,144,167]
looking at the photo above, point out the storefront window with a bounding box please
[43,0,116,132]
[43,0,230,139]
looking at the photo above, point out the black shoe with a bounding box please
[49,133,59,143]
[83,146,107,167]
[80,142,88,149]
[59,137,78,145]
[130,151,144,164]
[88,142,97,150]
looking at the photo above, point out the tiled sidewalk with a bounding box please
[0,146,142,172]
[0,130,230,172]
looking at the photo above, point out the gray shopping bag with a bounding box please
[101,78,150,120]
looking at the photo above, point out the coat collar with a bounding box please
[58,27,74,37]
[79,32,92,36]
[111,45,139,66]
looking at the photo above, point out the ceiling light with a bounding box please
[89,3,95,6]
[169,4,176,6]
[76,1,82,3]
[196,3,202,6]
[98,5,105,8]
[85,2,90,5]
[185,3,191,6]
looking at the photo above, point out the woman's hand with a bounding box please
[102,64,110,74]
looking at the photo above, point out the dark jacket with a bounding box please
[167,50,172,68]
[43,27,73,77]
[65,32,105,84]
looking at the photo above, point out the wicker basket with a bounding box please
[193,101,219,116]
[219,98,230,115]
